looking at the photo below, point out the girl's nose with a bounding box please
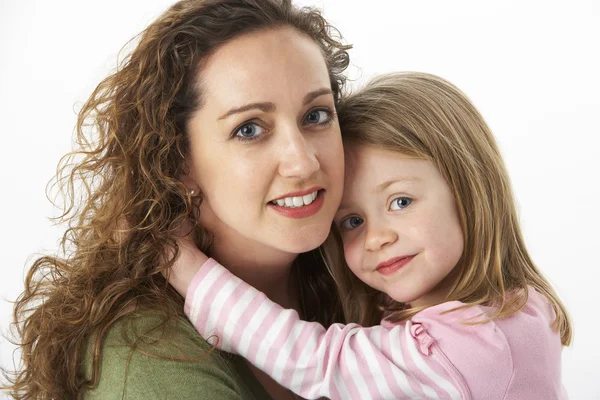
[364,224,398,252]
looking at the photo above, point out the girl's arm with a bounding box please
[185,258,468,400]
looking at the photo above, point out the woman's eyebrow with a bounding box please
[303,88,333,105]
[218,88,333,121]
[218,102,275,120]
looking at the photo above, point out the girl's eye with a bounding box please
[340,216,364,231]
[233,122,265,141]
[304,109,332,125]
[390,197,412,211]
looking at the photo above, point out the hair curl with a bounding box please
[4,1,350,398]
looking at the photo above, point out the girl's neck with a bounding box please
[409,266,461,308]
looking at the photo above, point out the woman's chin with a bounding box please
[280,226,331,254]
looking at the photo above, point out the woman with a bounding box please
[6,0,350,398]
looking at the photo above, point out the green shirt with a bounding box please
[83,313,272,399]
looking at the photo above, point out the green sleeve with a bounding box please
[83,313,268,400]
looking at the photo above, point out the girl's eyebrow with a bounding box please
[336,177,420,213]
[334,202,357,219]
[335,207,351,216]
[375,177,421,193]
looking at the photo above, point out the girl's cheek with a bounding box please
[343,238,361,272]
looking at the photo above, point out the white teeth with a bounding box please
[272,190,319,208]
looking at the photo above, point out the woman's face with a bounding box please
[185,26,344,258]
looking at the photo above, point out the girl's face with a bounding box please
[335,145,464,307]
[185,27,344,260]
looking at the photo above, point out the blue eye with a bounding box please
[304,109,331,125]
[390,197,412,211]
[234,123,265,140]
[340,216,364,231]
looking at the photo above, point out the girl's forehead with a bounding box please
[343,145,413,170]
[342,146,440,190]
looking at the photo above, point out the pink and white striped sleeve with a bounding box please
[184,259,469,400]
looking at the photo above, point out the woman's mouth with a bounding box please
[268,189,325,218]
[270,189,319,208]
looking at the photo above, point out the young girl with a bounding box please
[169,72,571,399]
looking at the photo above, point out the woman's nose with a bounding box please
[278,127,320,179]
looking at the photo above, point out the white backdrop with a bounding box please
[1,0,599,398]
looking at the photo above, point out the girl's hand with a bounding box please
[167,221,209,298]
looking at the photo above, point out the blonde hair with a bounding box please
[323,72,571,345]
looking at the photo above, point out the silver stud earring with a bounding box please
[189,189,196,196]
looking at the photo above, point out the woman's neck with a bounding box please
[209,236,300,310]
[206,226,303,400]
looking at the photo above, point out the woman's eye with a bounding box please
[340,216,364,231]
[390,197,412,211]
[234,123,264,140]
[304,109,331,125]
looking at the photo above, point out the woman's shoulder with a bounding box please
[83,311,271,400]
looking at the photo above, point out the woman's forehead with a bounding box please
[197,26,331,110]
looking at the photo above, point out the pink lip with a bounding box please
[271,187,323,202]
[376,255,415,275]
[268,190,325,219]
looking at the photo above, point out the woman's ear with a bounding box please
[180,158,200,196]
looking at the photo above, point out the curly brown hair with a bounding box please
[3,1,350,398]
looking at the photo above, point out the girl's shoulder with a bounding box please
[405,287,562,399]
[408,286,558,355]
[411,285,557,332]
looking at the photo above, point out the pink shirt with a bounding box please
[184,258,567,400]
